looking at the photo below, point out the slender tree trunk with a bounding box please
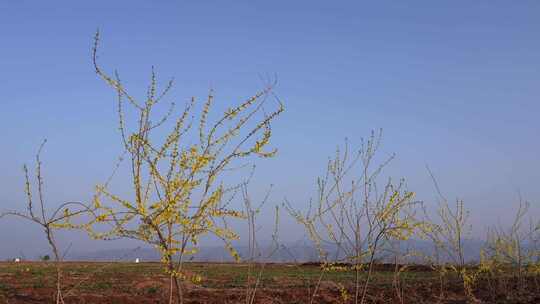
[167,256,182,304]
[360,255,376,304]
[45,226,64,304]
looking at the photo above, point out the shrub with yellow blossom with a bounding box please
[86,31,283,304]
[285,131,422,304]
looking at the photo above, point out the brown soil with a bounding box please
[0,262,538,304]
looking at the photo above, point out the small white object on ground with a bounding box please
[135,258,140,263]
[14,258,20,263]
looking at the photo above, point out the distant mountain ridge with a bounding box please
[65,239,486,263]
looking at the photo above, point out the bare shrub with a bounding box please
[0,140,90,304]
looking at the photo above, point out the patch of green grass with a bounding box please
[88,281,113,291]
[0,282,10,292]
[146,286,160,294]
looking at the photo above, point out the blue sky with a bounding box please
[1,1,539,257]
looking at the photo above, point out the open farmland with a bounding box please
[0,262,539,304]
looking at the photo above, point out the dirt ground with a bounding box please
[0,262,538,303]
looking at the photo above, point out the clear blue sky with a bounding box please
[1,1,539,258]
